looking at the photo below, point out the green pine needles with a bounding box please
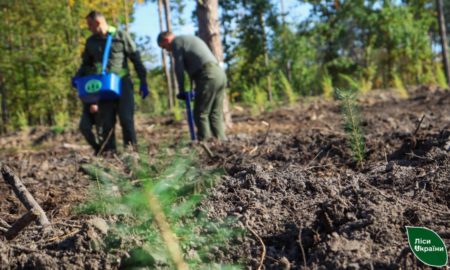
[336,89,366,165]
[77,144,241,269]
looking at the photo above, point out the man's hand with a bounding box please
[89,104,98,114]
[176,92,187,100]
[139,84,149,99]
[176,91,195,101]
[71,76,79,88]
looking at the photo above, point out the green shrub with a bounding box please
[13,110,28,131]
[322,73,334,100]
[51,111,70,134]
[278,71,296,105]
[435,65,448,90]
[392,74,409,98]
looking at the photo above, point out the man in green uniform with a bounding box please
[157,31,227,141]
[73,10,148,153]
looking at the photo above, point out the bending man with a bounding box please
[157,31,227,141]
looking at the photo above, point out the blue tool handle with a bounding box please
[185,92,196,141]
[101,33,113,75]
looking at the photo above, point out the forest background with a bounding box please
[0,0,449,132]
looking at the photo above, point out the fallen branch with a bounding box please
[1,164,51,227]
[5,209,39,240]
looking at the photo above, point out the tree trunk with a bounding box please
[437,0,450,87]
[0,75,7,133]
[221,3,232,69]
[279,0,292,82]
[196,0,233,128]
[163,0,179,104]
[258,11,273,102]
[66,0,81,117]
[196,0,224,62]
[162,0,172,32]
[21,61,31,126]
[123,0,129,33]
[158,0,174,110]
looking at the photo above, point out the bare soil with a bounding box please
[1,86,449,269]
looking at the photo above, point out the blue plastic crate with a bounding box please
[75,73,121,103]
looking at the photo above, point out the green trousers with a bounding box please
[79,103,100,152]
[193,63,227,141]
[97,76,137,152]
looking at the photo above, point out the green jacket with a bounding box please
[76,27,147,85]
[172,35,218,93]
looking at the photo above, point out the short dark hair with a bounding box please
[86,10,104,20]
[157,31,173,45]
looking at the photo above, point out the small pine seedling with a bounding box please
[335,89,366,165]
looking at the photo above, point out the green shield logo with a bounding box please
[85,79,102,93]
[406,226,448,267]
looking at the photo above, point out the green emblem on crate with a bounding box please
[85,79,102,93]
[406,226,448,267]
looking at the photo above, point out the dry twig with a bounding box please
[412,114,425,136]
[246,219,266,270]
[297,223,307,269]
[97,128,114,156]
[200,142,215,158]
[44,229,80,244]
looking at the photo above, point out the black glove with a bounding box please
[176,91,195,101]
[139,83,149,99]
[176,92,187,100]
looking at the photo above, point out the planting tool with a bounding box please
[183,91,196,141]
